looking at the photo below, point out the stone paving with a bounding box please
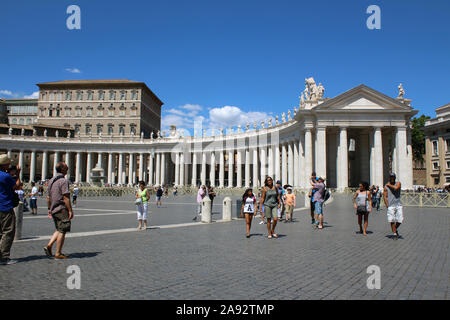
[0,193,448,300]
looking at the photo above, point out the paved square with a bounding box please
[1,194,448,300]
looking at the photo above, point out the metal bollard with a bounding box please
[14,202,24,240]
[223,197,232,221]
[201,197,212,223]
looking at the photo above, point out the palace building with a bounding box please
[0,78,418,190]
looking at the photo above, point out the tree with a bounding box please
[411,115,430,163]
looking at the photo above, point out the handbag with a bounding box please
[135,197,142,205]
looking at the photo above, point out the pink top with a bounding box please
[197,188,206,203]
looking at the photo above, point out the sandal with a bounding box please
[272,234,278,238]
[268,235,272,239]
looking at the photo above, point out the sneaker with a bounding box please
[0,258,18,265]
[311,220,315,224]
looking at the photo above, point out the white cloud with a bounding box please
[180,104,202,112]
[0,90,13,96]
[209,105,269,128]
[23,91,39,99]
[65,68,82,73]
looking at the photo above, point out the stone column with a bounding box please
[374,127,384,188]
[293,140,299,187]
[210,151,216,187]
[148,152,154,185]
[268,146,274,178]
[236,150,242,188]
[138,153,144,182]
[65,152,71,181]
[260,147,266,186]
[228,150,234,187]
[288,141,294,186]
[53,151,59,177]
[219,150,224,188]
[281,143,287,184]
[304,129,313,188]
[175,152,180,186]
[161,153,166,185]
[7,150,12,159]
[180,152,185,186]
[359,131,370,183]
[29,150,36,183]
[191,152,197,186]
[396,126,411,189]
[201,152,206,186]
[86,152,93,184]
[315,127,327,179]
[108,153,113,184]
[252,148,258,187]
[405,127,413,189]
[245,149,250,187]
[75,152,82,183]
[155,152,161,185]
[337,127,349,191]
[298,137,305,188]
[275,144,280,182]
[41,151,48,181]
[18,150,24,180]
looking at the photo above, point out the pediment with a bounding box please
[313,84,412,112]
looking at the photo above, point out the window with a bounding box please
[130,124,136,135]
[446,139,450,153]
[432,161,440,170]
[108,124,114,135]
[131,90,138,100]
[97,124,103,134]
[76,91,83,100]
[85,124,91,135]
[49,92,55,101]
[446,161,450,170]
[87,91,93,100]
[26,118,32,124]
[98,90,105,100]
[446,176,450,183]
[108,104,115,116]
[49,109,53,117]
[109,91,116,100]
[434,177,439,185]
[11,118,17,124]
[120,91,126,100]
[41,92,46,101]
[64,107,71,117]
[86,107,93,117]
[119,125,125,135]
[74,124,80,134]
[56,109,60,117]
[19,118,24,125]
[57,92,62,101]
[119,104,126,116]
[432,140,439,156]
[65,91,72,101]
[130,103,137,116]
[75,107,82,117]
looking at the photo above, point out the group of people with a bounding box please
[1,154,74,265]
[194,185,216,221]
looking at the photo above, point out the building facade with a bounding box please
[0,78,417,190]
[424,104,450,187]
[1,99,38,125]
[36,80,163,138]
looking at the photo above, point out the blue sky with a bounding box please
[1,0,449,133]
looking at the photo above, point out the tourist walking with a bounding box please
[276,180,285,221]
[29,181,38,215]
[135,181,150,230]
[308,172,318,224]
[155,186,163,207]
[259,176,281,239]
[193,185,206,221]
[353,182,372,236]
[72,184,79,207]
[374,186,382,211]
[310,176,326,229]
[383,173,403,240]
[240,188,257,238]
[284,187,296,222]
[44,161,74,259]
[0,154,21,265]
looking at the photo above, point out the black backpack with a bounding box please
[323,188,331,203]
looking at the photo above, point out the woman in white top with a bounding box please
[240,188,257,238]
[353,181,372,236]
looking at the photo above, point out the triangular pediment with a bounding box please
[313,84,412,111]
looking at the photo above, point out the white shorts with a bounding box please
[387,205,403,223]
[137,202,148,220]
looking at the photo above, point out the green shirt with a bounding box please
[139,189,148,203]
[264,187,278,208]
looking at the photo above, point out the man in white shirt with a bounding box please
[29,181,38,215]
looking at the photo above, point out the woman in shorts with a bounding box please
[259,176,280,239]
[240,188,257,238]
[353,181,372,236]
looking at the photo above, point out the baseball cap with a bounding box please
[276,180,282,185]
[389,173,396,179]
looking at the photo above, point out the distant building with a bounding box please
[1,99,38,125]
[36,79,163,138]
[424,103,450,187]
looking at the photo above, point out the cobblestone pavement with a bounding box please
[1,194,448,300]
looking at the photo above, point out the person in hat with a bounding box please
[310,175,326,229]
[0,154,21,265]
[284,186,296,222]
[275,180,285,220]
[383,173,403,240]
